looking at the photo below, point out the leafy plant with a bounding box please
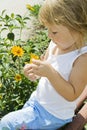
[26,4,41,18]
[0,8,49,118]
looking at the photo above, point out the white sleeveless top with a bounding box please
[35,41,87,119]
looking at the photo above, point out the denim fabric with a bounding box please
[0,98,72,130]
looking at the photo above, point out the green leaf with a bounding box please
[11,13,14,18]
[1,9,6,16]
[7,32,15,41]
[5,15,9,21]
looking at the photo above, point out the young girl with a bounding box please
[1,0,87,129]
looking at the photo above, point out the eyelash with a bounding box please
[52,32,58,35]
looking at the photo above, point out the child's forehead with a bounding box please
[45,23,58,28]
[45,23,66,30]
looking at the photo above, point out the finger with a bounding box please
[27,69,34,74]
[40,54,44,61]
[24,64,30,68]
[27,64,38,74]
[23,64,32,72]
[29,76,37,81]
[29,73,35,78]
[32,59,41,66]
[28,73,36,81]
[24,63,37,73]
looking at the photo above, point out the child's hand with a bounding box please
[29,59,52,78]
[23,64,39,81]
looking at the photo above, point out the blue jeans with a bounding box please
[0,96,72,130]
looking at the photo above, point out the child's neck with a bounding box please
[53,43,86,55]
[58,45,78,55]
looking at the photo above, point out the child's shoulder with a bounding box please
[73,45,87,66]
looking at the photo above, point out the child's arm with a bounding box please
[76,86,87,111]
[31,53,87,101]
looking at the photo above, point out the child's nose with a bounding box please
[48,31,52,39]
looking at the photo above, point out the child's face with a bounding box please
[46,24,79,50]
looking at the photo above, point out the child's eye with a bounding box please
[52,32,58,35]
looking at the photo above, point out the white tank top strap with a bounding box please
[48,41,56,55]
[72,46,87,66]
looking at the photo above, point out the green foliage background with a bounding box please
[0,5,49,118]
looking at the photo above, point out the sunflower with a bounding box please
[30,53,39,63]
[15,74,22,82]
[26,4,34,11]
[11,46,24,57]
